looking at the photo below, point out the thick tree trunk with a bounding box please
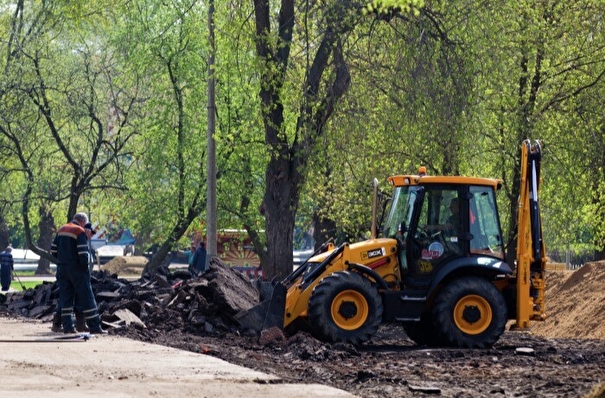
[262,157,298,280]
[35,207,54,274]
[0,215,9,250]
[253,0,352,280]
[263,206,296,280]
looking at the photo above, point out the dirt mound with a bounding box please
[101,256,148,275]
[531,261,605,339]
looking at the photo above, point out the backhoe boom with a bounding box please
[514,140,547,329]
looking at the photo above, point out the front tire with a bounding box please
[433,277,507,348]
[308,271,383,345]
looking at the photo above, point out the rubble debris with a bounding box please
[111,309,146,328]
[0,257,263,337]
[408,385,441,394]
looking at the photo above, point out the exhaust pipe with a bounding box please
[371,178,379,240]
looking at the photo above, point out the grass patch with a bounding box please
[8,281,45,291]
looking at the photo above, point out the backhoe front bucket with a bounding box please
[235,281,286,333]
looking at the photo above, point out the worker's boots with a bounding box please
[51,313,62,332]
[75,312,89,333]
[86,313,107,335]
[54,311,88,333]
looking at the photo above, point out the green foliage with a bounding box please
[299,0,605,259]
[0,0,604,263]
[364,0,424,17]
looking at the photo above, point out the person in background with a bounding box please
[187,243,196,274]
[190,241,207,277]
[51,212,106,334]
[0,246,14,292]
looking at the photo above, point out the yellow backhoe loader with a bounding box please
[237,139,546,348]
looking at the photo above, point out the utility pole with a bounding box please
[206,0,217,259]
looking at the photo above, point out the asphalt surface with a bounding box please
[0,317,356,398]
[1,265,356,397]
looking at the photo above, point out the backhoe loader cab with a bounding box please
[236,140,546,349]
[383,174,507,277]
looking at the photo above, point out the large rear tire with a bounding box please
[308,271,383,345]
[433,277,507,348]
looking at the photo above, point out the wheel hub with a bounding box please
[453,294,493,335]
[338,301,358,319]
[331,289,369,330]
[462,305,481,323]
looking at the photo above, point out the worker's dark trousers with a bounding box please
[54,266,84,325]
[58,263,102,332]
[0,263,10,291]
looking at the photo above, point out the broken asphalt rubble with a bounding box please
[0,257,285,344]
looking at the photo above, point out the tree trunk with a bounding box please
[506,42,542,269]
[35,207,54,274]
[261,155,299,280]
[0,215,9,250]
[144,242,174,274]
[143,206,203,274]
[312,212,338,250]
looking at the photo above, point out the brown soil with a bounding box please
[531,261,605,339]
[100,255,148,275]
[2,259,605,398]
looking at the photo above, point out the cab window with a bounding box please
[469,186,504,259]
[413,186,462,274]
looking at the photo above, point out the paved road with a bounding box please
[0,317,356,398]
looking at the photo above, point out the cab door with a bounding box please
[469,186,505,259]
[407,185,465,279]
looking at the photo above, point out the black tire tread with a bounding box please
[308,271,383,345]
[432,276,507,348]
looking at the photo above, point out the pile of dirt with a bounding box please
[101,256,149,275]
[531,261,605,339]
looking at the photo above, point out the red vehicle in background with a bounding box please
[184,229,314,277]
[213,229,260,273]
